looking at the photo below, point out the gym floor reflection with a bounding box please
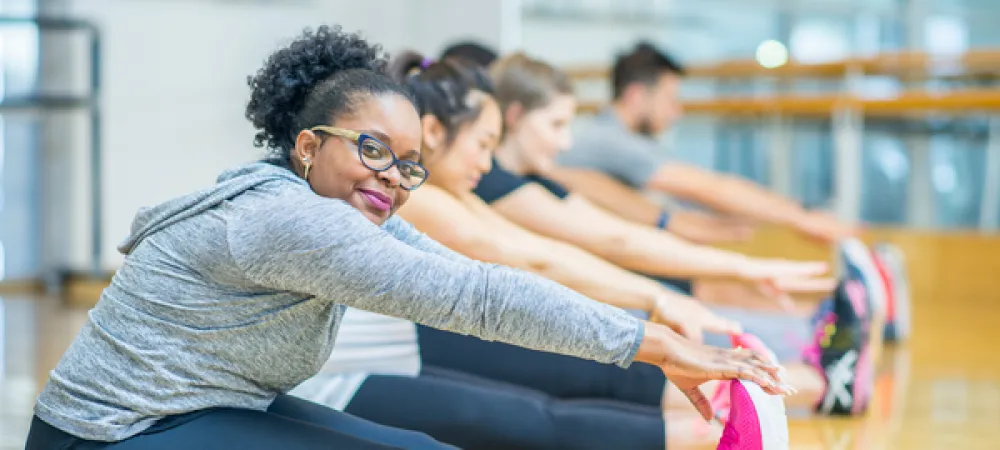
[1,292,998,449]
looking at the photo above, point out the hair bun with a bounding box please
[388,50,430,83]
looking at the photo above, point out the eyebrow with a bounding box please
[364,129,392,143]
[363,129,421,160]
[399,149,422,160]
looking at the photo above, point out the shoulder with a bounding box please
[227,184,378,254]
[399,185,475,224]
[473,160,529,204]
[525,174,571,199]
[397,187,494,249]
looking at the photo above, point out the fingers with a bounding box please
[679,385,714,422]
[713,348,791,395]
[720,362,789,396]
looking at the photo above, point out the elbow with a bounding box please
[524,256,553,277]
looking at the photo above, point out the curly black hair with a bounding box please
[388,50,494,145]
[245,25,417,167]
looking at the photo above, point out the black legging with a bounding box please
[25,395,452,450]
[345,366,666,450]
[416,325,667,408]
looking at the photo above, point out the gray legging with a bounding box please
[25,395,452,450]
[344,366,666,450]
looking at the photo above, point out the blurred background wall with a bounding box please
[2,0,1000,285]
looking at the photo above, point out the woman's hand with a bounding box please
[635,322,793,421]
[735,258,834,310]
[649,295,741,343]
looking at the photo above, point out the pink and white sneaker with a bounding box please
[714,333,790,450]
[716,379,790,450]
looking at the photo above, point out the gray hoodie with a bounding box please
[34,162,645,442]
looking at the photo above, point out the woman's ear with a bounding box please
[503,102,525,132]
[421,115,448,158]
[294,129,322,165]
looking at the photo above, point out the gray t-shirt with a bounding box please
[558,109,665,188]
[34,161,644,442]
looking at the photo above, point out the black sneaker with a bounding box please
[805,279,874,415]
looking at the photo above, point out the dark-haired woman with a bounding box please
[476,52,869,419]
[25,26,785,449]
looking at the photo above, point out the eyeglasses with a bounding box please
[310,126,429,190]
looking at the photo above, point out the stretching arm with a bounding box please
[490,185,826,281]
[547,168,755,244]
[230,193,644,368]
[397,187,665,313]
[647,163,857,242]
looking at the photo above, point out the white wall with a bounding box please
[50,0,508,272]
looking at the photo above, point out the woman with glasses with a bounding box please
[25,26,786,450]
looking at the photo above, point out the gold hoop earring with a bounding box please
[302,159,312,181]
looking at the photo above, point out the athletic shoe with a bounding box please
[710,333,780,423]
[868,247,898,342]
[874,243,911,342]
[803,279,874,415]
[716,379,790,450]
[839,238,887,361]
[711,333,789,450]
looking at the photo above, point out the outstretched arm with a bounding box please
[232,194,641,367]
[647,163,857,243]
[488,184,828,283]
[547,168,755,244]
[397,188,664,314]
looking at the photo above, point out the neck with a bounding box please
[611,101,643,134]
[494,139,530,175]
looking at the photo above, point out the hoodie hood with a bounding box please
[117,162,306,255]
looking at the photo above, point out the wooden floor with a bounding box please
[1,227,998,448]
[719,227,1000,449]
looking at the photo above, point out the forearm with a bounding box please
[666,211,755,245]
[606,224,752,279]
[548,168,663,225]
[534,239,667,313]
[421,264,647,368]
[679,176,808,227]
[574,187,661,226]
[653,164,809,227]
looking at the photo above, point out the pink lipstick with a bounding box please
[358,188,393,212]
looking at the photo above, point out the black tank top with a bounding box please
[474,159,570,204]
